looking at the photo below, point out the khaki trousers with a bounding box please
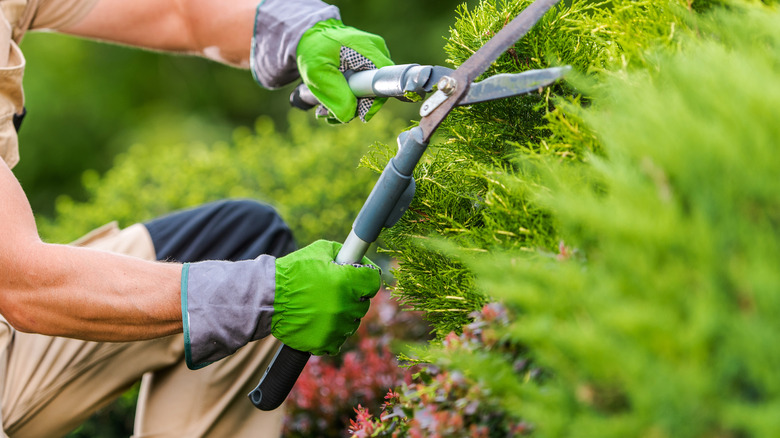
[0,223,284,437]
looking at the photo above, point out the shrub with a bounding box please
[371,0,694,338]
[471,6,780,435]
[39,110,402,247]
[352,0,780,437]
[349,303,536,437]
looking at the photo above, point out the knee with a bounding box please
[217,200,286,230]
[217,200,296,256]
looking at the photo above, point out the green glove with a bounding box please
[272,240,381,355]
[181,239,381,369]
[297,19,394,123]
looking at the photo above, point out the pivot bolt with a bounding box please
[437,76,458,95]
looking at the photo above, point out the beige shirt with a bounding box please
[0,0,97,168]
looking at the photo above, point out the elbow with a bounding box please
[0,240,58,335]
[0,276,28,334]
[0,286,67,337]
[0,295,39,334]
[0,273,49,335]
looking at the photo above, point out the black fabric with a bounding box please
[13,108,25,132]
[143,200,296,263]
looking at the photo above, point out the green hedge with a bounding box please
[361,0,780,436]
[373,0,701,337]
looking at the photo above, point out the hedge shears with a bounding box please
[249,0,567,411]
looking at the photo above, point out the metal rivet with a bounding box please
[437,76,457,95]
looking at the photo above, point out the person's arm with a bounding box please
[0,159,182,341]
[1,158,380,364]
[60,0,259,67]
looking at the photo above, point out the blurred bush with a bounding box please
[477,6,780,434]
[38,110,402,247]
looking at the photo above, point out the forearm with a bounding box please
[3,241,182,341]
[0,161,182,341]
[60,0,259,67]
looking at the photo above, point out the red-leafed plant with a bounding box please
[283,290,429,437]
[347,303,536,438]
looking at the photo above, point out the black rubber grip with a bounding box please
[289,83,318,110]
[248,344,311,411]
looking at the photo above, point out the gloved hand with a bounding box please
[250,0,393,123]
[296,19,393,123]
[181,240,381,369]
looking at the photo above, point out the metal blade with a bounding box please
[452,0,562,87]
[459,66,570,105]
[418,0,562,142]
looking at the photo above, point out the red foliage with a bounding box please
[346,303,536,438]
[283,295,534,437]
[282,290,429,437]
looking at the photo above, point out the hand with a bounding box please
[181,240,380,369]
[296,19,394,123]
[250,0,393,123]
[272,240,381,354]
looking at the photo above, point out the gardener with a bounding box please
[0,0,392,436]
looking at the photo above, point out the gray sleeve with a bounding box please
[250,0,341,89]
[182,256,277,369]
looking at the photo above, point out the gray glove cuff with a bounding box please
[181,256,276,369]
[250,0,341,89]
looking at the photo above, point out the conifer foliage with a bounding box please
[373,0,694,336]
[356,0,780,436]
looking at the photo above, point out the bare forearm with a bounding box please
[60,0,259,67]
[3,242,182,341]
[0,161,182,341]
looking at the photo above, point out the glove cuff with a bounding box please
[181,256,276,369]
[250,0,340,89]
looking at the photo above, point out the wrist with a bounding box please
[250,0,340,89]
[181,256,276,369]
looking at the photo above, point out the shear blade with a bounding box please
[459,66,571,106]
